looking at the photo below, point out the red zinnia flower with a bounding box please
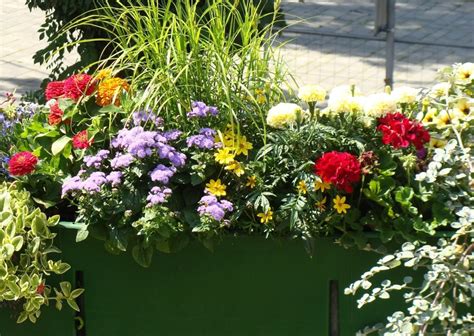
[8,151,38,176]
[63,74,95,101]
[45,81,65,101]
[377,112,430,150]
[48,102,64,126]
[314,151,361,193]
[72,130,93,149]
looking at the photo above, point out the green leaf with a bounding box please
[76,229,89,242]
[132,244,154,268]
[60,282,71,297]
[70,288,85,299]
[51,135,71,156]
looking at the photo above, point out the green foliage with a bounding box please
[0,182,81,323]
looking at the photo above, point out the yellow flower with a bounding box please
[430,82,450,98]
[235,136,253,156]
[256,94,267,105]
[96,77,129,107]
[298,84,327,103]
[333,195,350,214]
[214,147,235,165]
[255,88,265,95]
[430,138,447,149]
[246,175,257,188]
[315,197,327,211]
[225,160,245,177]
[314,179,331,192]
[257,210,273,224]
[266,103,301,129]
[434,110,458,128]
[454,98,472,119]
[205,179,227,196]
[95,69,112,80]
[455,62,474,83]
[296,180,307,194]
[422,108,437,124]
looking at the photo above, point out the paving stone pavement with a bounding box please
[0,0,473,97]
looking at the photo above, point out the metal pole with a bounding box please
[385,0,395,88]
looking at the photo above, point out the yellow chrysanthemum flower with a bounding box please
[95,69,112,80]
[246,175,257,189]
[205,179,227,197]
[314,179,331,192]
[257,209,273,224]
[214,148,235,165]
[298,84,327,103]
[315,197,327,211]
[96,77,129,107]
[296,180,308,194]
[333,195,350,214]
[225,161,245,177]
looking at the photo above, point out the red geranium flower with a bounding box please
[48,102,64,126]
[314,151,361,193]
[63,74,95,101]
[72,130,93,149]
[8,151,38,176]
[45,81,65,101]
[377,112,430,150]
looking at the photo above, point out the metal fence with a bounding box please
[276,0,474,92]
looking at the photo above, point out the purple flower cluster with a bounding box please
[150,164,176,184]
[84,150,110,168]
[0,102,38,137]
[0,155,10,177]
[197,194,233,221]
[132,110,163,127]
[186,128,219,149]
[186,101,218,118]
[146,186,172,206]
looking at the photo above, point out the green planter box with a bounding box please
[1,231,404,335]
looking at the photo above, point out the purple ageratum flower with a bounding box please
[82,172,107,193]
[163,129,182,141]
[62,175,83,197]
[132,110,163,127]
[186,101,218,118]
[146,186,172,206]
[149,164,176,184]
[84,150,110,168]
[168,151,186,167]
[186,128,218,149]
[197,194,233,221]
[106,171,123,187]
[111,153,135,169]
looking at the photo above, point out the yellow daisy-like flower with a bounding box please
[296,180,308,194]
[333,195,350,214]
[246,175,257,189]
[205,179,227,197]
[314,179,331,192]
[257,210,273,224]
[434,110,458,128]
[235,136,253,156]
[455,62,474,83]
[225,160,245,177]
[214,147,235,165]
[454,98,472,118]
[96,77,129,107]
[315,197,327,211]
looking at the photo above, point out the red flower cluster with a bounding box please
[48,102,64,126]
[72,130,93,149]
[377,113,430,150]
[63,74,95,101]
[45,74,95,102]
[314,151,361,193]
[45,81,65,101]
[8,151,38,176]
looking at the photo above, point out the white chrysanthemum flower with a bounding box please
[430,82,451,98]
[391,86,419,104]
[266,103,302,129]
[298,85,326,103]
[363,93,397,117]
[326,85,364,114]
[454,62,474,83]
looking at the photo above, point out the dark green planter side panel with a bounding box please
[1,233,403,336]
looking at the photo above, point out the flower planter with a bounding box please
[0,230,407,336]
